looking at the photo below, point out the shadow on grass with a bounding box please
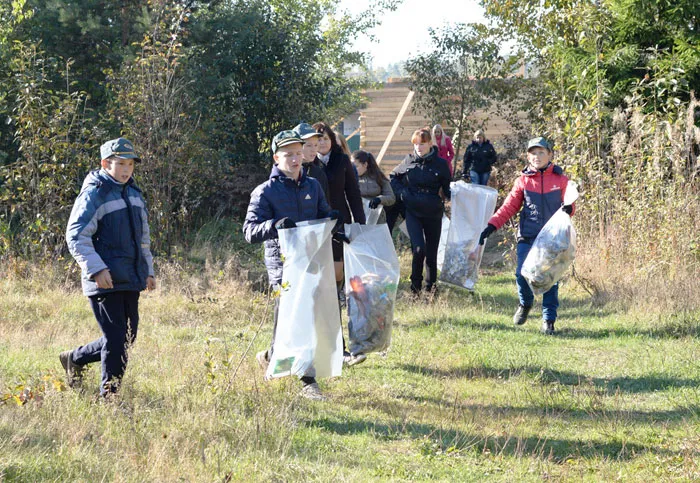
[307,416,688,462]
[399,363,700,394]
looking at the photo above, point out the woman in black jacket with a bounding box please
[390,127,451,295]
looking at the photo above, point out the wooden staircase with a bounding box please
[360,80,432,175]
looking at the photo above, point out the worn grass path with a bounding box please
[1,268,699,481]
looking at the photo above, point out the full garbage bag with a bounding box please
[343,223,400,355]
[399,214,450,271]
[439,182,498,290]
[267,219,343,380]
[521,183,579,295]
[361,197,384,225]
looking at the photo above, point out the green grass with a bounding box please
[1,264,699,481]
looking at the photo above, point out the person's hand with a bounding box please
[94,269,113,289]
[146,276,156,291]
[461,173,471,183]
[328,210,343,233]
[274,217,296,230]
[328,210,340,221]
[478,224,496,245]
[368,197,381,209]
[333,232,351,244]
[562,205,573,215]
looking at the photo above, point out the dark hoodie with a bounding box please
[390,146,452,219]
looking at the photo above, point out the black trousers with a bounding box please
[405,211,442,292]
[72,291,140,395]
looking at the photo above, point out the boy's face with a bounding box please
[302,136,320,162]
[274,142,304,179]
[317,132,332,156]
[527,146,552,170]
[102,156,135,183]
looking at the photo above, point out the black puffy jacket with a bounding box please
[390,146,452,219]
[462,140,497,175]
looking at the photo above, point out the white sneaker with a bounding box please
[256,350,269,374]
[301,382,327,401]
[343,353,367,367]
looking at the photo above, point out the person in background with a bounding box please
[477,137,575,335]
[61,137,156,399]
[335,130,352,157]
[313,122,366,366]
[350,149,395,224]
[244,130,341,400]
[390,127,451,296]
[432,124,455,176]
[294,122,330,203]
[462,129,497,185]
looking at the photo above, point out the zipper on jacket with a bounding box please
[122,185,142,283]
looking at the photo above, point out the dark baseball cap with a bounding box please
[527,137,552,151]
[271,130,304,154]
[293,122,322,140]
[100,138,141,162]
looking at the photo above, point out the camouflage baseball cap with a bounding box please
[100,138,141,162]
[293,122,322,140]
[271,130,304,154]
[527,136,552,152]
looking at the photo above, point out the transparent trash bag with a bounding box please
[361,198,384,225]
[439,182,498,290]
[399,214,450,271]
[521,182,579,295]
[343,223,400,355]
[267,219,343,380]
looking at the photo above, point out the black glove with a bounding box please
[274,217,296,230]
[333,232,350,244]
[562,205,573,215]
[461,172,471,183]
[328,210,343,233]
[368,197,382,209]
[478,224,496,245]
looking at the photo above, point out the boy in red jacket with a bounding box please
[478,137,574,334]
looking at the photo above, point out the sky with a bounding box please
[338,0,487,69]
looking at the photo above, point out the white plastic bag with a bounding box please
[343,223,400,355]
[267,219,343,379]
[439,182,499,290]
[399,214,450,271]
[361,197,384,225]
[521,182,579,295]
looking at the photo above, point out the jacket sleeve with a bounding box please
[313,179,331,218]
[389,164,407,202]
[65,188,108,279]
[378,177,396,206]
[462,149,472,175]
[441,162,452,201]
[139,199,155,277]
[487,144,497,169]
[243,186,277,244]
[446,137,455,164]
[488,177,525,229]
[561,177,576,216]
[343,155,366,224]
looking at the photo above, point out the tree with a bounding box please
[405,23,515,162]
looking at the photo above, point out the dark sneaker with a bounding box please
[541,320,556,335]
[59,350,84,387]
[513,305,532,325]
[343,353,367,367]
[301,382,326,401]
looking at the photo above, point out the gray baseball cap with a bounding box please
[527,136,552,151]
[293,122,322,140]
[271,130,304,154]
[100,138,141,162]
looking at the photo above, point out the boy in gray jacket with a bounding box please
[60,138,156,397]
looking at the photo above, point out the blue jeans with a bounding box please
[470,171,491,186]
[515,242,559,321]
[72,291,140,395]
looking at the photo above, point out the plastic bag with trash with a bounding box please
[343,223,400,355]
[399,214,450,271]
[267,219,343,380]
[361,197,384,225]
[521,182,579,295]
[439,182,499,290]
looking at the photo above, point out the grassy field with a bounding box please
[1,254,699,482]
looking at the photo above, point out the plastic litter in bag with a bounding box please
[361,198,384,225]
[439,182,498,290]
[521,182,579,295]
[344,224,400,355]
[267,219,343,380]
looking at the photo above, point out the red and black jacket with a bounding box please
[489,163,575,242]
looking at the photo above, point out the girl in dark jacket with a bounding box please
[390,127,452,295]
[313,122,366,279]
